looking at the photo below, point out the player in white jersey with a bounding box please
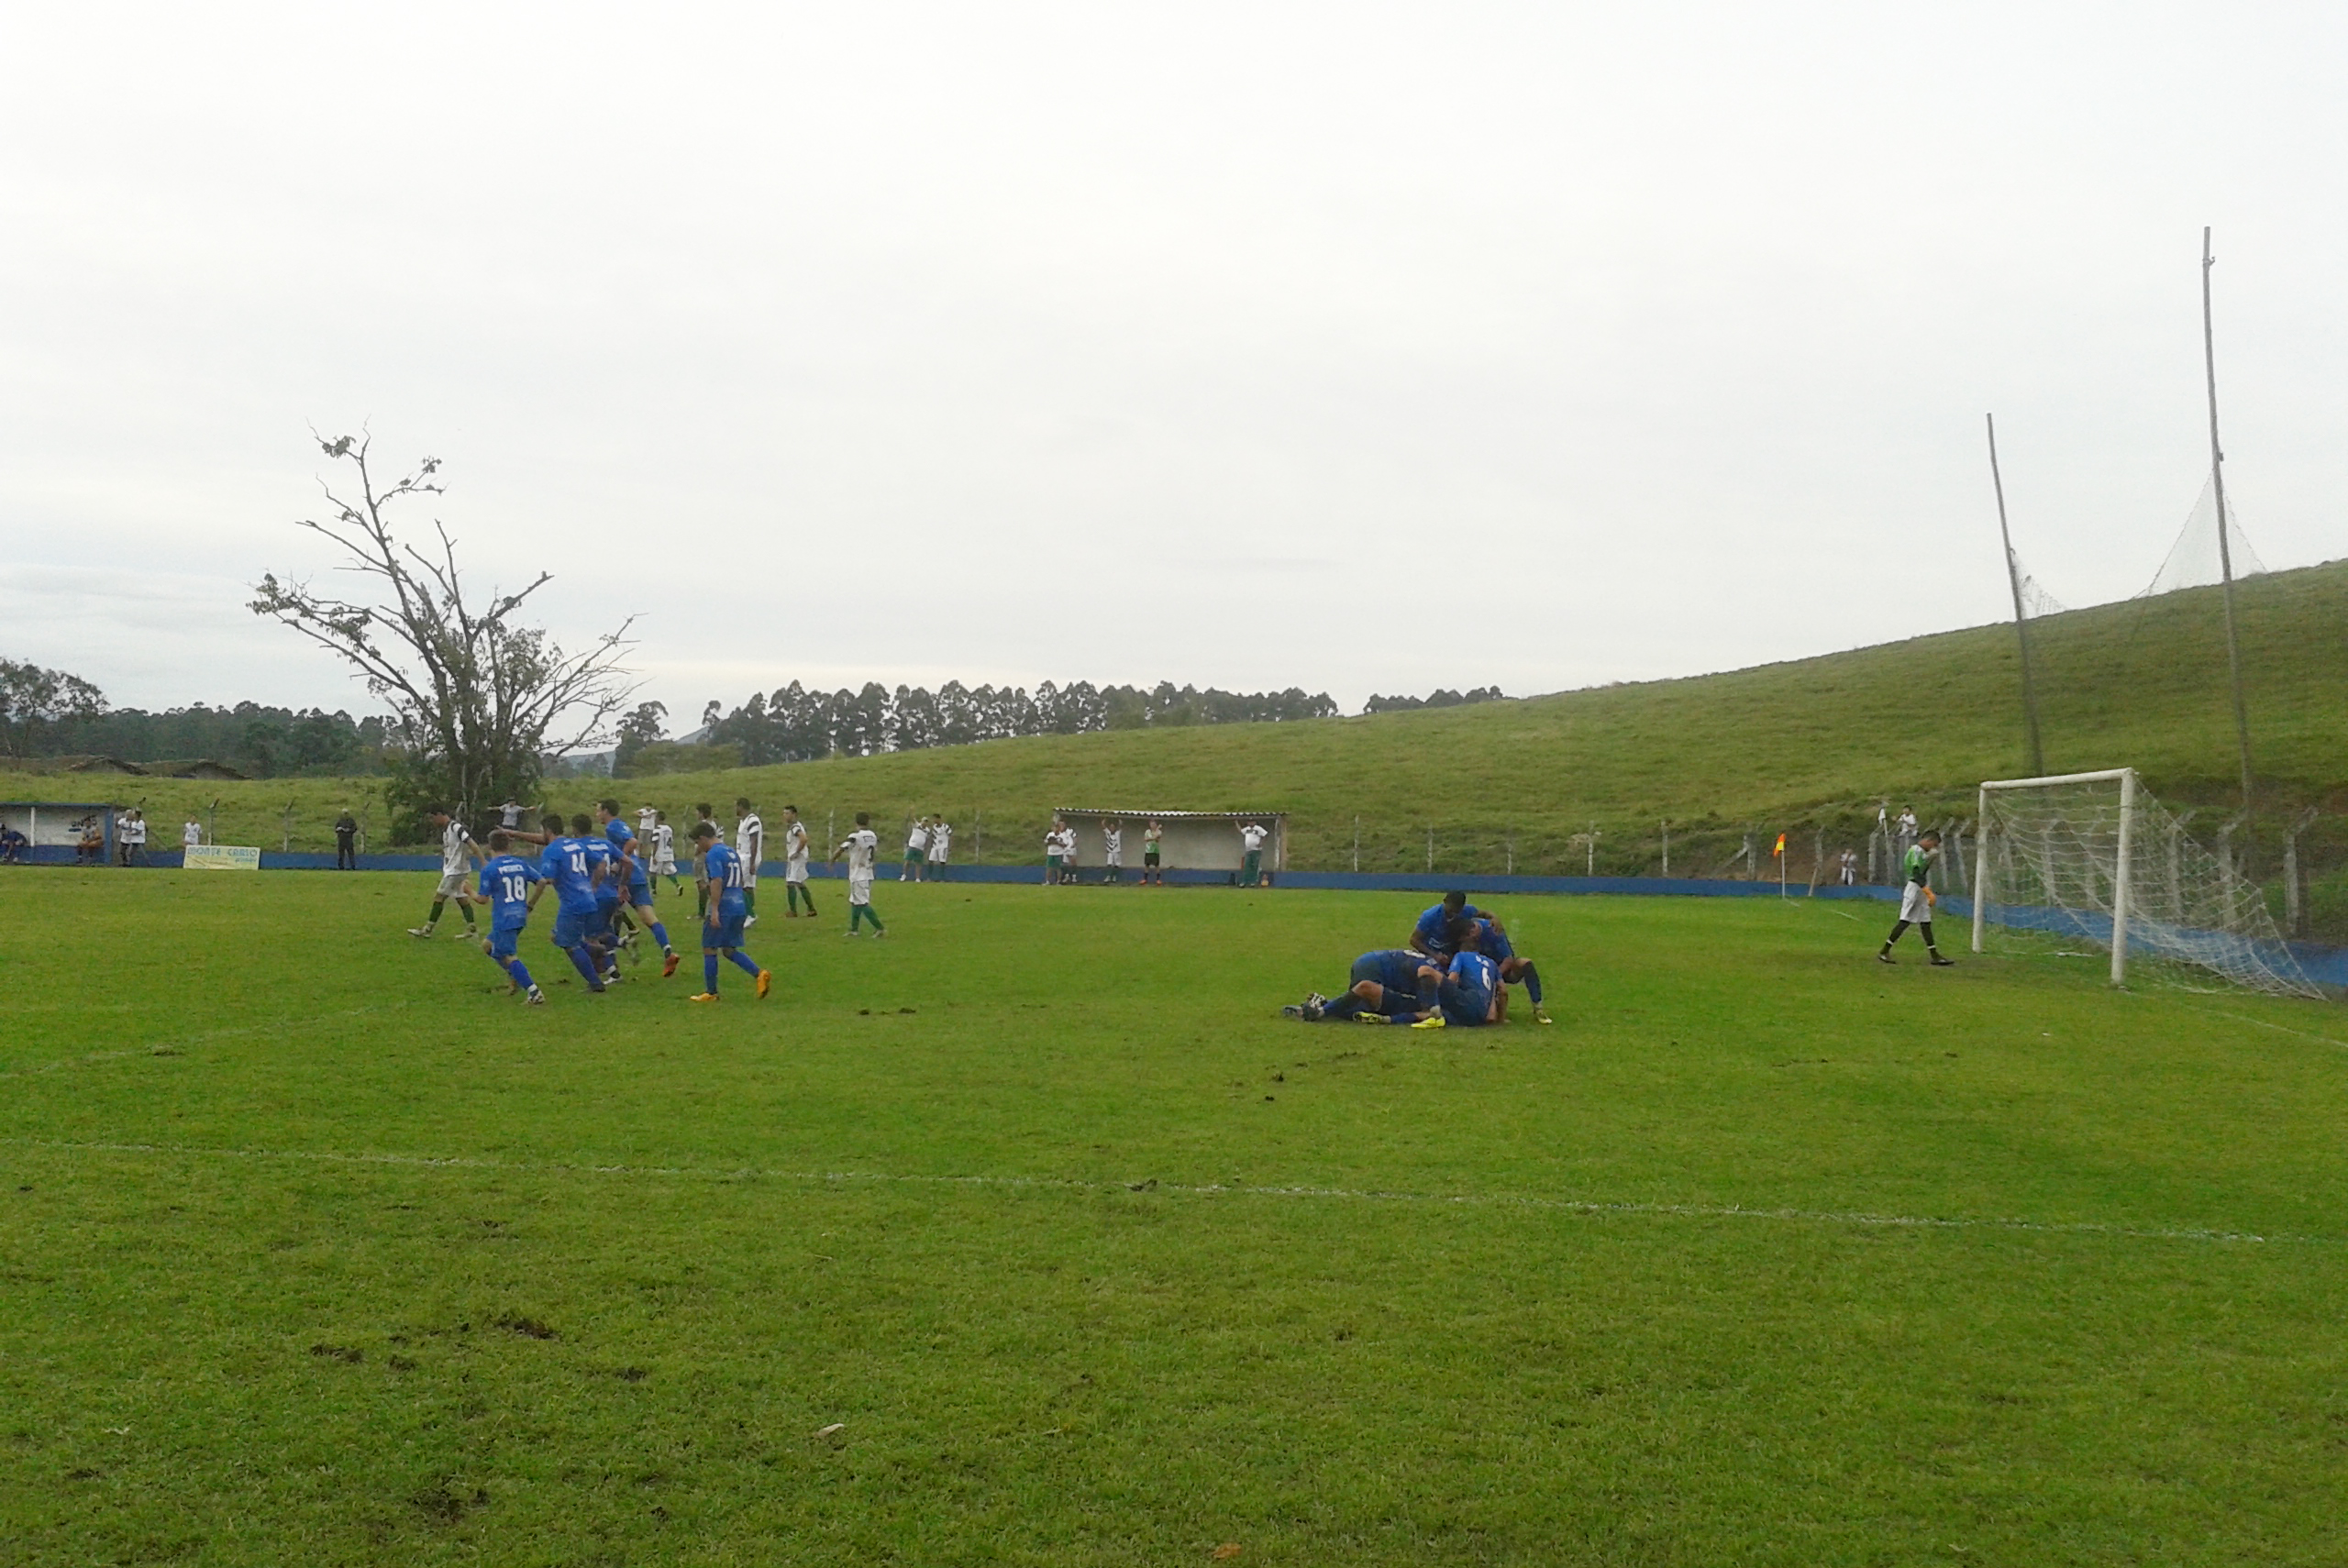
[733,798,763,924]
[836,811,886,935]
[902,816,930,881]
[927,816,951,874]
[780,804,816,917]
[1101,818,1124,884]
[649,812,682,891]
[1238,821,1268,887]
[410,810,484,937]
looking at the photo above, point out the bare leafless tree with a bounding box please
[250,432,636,839]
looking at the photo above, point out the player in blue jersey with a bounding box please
[1465,916,1553,1025]
[475,831,547,1004]
[1284,948,1429,1022]
[572,812,626,982]
[1411,924,1502,1029]
[527,812,607,993]
[598,798,680,978]
[1409,891,1489,957]
[688,822,771,1002]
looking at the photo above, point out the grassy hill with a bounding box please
[7,560,2342,883]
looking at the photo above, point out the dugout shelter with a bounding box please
[1050,808,1285,876]
[0,801,118,866]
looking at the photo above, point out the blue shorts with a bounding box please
[1438,979,1494,1026]
[593,901,620,938]
[627,878,652,907]
[488,923,525,960]
[703,911,746,951]
[552,907,595,949]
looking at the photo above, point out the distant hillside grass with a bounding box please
[6,561,2341,883]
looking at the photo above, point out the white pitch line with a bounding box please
[3,1136,2331,1249]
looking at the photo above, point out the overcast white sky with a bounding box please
[5,3,2343,723]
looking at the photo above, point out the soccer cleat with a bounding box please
[407,926,433,938]
[1280,1005,1308,1020]
[1876,952,1897,965]
[1357,1013,1390,1024]
[662,952,680,978]
[1929,955,1956,967]
[526,989,547,1006]
[1411,1014,1446,1030]
[687,992,720,1003]
[745,914,758,927]
[872,929,887,939]
[756,969,772,999]
[1533,1008,1555,1025]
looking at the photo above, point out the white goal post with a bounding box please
[1970,767,2318,998]
[1973,769,2137,986]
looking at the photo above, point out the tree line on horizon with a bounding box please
[612,679,1512,774]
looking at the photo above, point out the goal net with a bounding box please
[1971,769,2320,998]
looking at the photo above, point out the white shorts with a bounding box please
[739,865,759,887]
[436,871,470,899]
[652,855,676,875]
[848,872,873,906]
[927,849,947,864]
[785,859,809,884]
[1899,884,1933,922]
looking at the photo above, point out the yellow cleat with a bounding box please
[755,969,772,999]
[1411,1014,1446,1030]
[687,992,720,1003]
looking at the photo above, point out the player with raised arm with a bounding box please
[734,798,764,926]
[689,823,771,1002]
[780,805,816,917]
[1102,818,1124,885]
[1877,828,1955,966]
[476,830,547,1004]
[927,814,951,877]
[526,812,607,994]
[836,812,886,935]
[1238,821,1268,886]
[598,799,681,977]
[902,815,929,881]
[409,809,484,939]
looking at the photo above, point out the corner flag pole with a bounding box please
[2201,227,2255,871]
[1985,413,2045,777]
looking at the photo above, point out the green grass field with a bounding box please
[6,870,2347,1564]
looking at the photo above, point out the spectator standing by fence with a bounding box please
[1102,819,1124,884]
[119,810,148,867]
[183,817,203,855]
[335,811,359,869]
[928,816,951,875]
[1143,820,1164,885]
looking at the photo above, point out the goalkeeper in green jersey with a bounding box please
[1877,829,1955,966]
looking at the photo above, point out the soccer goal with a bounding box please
[1970,768,2318,997]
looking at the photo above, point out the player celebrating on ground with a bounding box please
[836,812,885,936]
[409,809,484,939]
[734,798,764,926]
[688,823,770,1002]
[598,799,681,977]
[902,815,929,881]
[781,805,816,917]
[1411,923,1502,1030]
[1408,891,1487,958]
[1877,828,1956,966]
[1468,915,1553,1025]
[527,812,607,994]
[1284,949,1430,1022]
[476,830,547,1005]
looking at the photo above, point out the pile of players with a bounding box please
[414,799,770,1005]
[1285,889,1551,1029]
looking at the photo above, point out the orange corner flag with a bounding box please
[1773,833,1787,856]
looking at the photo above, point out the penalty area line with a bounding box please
[2,1136,2331,1250]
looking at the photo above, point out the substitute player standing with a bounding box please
[927,815,951,877]
[836,812,886,936]
[781,805,816,917]
[1143,819,1164,885]
[410,809,483,939]
[734,798,763,925]
[1102,818,1124,885]
[1877,829,1955,966]
[1238,821,1268,886]
[689,823,771,1002]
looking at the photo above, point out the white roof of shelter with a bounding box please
[1051,807,1284,819]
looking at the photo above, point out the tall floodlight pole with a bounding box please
[2201,226,2255,869]
[1985,414,2045,776]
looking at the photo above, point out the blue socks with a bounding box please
[650,922,670,952]
[703,954,720,992]
[727,950,760,977]
[1519,962,1543,1006]
[564,944,604,989]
